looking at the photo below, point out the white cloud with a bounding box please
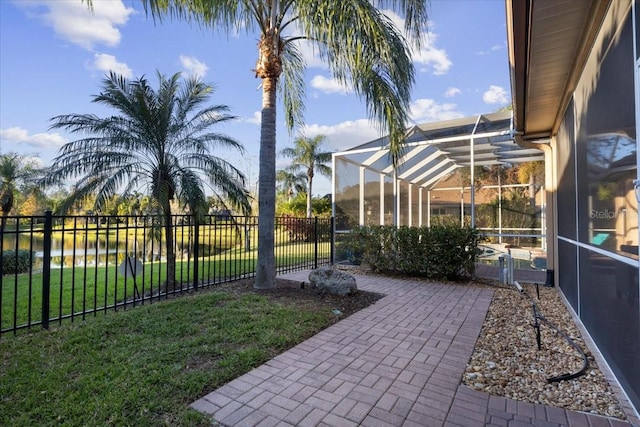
[302,119,383,152]
[382,11,452,75]
[92,53,132,78]
[293,99,465,154]
[310,75,351,95]
[241,111,261,125]
[412,40,452,75]
[0,127,67,149]
[179,55,208,78]
[483,85,509,104]
[409,99,465,123]
[445,87,461,98]
[19,0,134,50]
[478,42,507,56]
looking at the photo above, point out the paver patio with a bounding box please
[191,271,636,426]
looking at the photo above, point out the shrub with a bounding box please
[341,225,480,280]
[280,216,314,242]
[279,216,332,243]
[1,250,35,275]
[335,231,366,265]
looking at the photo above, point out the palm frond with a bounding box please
[294,0,416,166]
[140,0,257,34]
[372,0,428,48]
[280,42,306,132]
[45,70,250,220]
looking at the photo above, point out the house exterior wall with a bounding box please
[553,1,639,410]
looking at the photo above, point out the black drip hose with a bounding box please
[516,283,589,383]
[534,309,589,383]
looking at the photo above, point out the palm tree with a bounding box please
[517,161,545,208]
[139,0,427,289]
[276,168,306,200]
[281,134,332,218]
[0,153,40,217]
[43,71,251,290]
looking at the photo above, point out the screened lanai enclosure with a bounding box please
[332,111,547,270]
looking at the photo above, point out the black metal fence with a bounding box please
[0,212,333,336]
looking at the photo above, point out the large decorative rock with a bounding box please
[308,267,357,296]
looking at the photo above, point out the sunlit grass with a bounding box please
[1,241,331,332]
[0,289,335,426]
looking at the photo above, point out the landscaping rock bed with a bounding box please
[462,281,627,420]
[335,264,629,420]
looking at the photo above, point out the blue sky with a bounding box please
[0,0,511,196]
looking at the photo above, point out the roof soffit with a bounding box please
[507,0,610,137]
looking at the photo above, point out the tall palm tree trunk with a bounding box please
[306,174,313,218]
[255,76,277,289]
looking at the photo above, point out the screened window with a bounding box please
[557,100,577,239]
[575,10,637,258]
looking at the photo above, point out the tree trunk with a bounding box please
[0,186,14,217]
[306,174,313,218]
[255,75,277,289]
[163,207,176,292]
[528,174,536,210]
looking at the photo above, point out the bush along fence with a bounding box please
[0,212,333,336]
[336,225,480,280]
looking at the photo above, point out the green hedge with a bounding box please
[1,250,35,275]
[340,225,480,280]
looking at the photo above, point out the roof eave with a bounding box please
[506,0,611,146]
[505,0,528,137]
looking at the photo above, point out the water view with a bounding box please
[2,232,150,269]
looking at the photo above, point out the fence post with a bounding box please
[314,217,318,269]
[244,220,250,252]
[192,214,199,291]
[330,216,335,265]
[41,210,52,330]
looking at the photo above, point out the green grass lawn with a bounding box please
[0,288,335,426]
[1,241,331,332]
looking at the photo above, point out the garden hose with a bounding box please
[513,281,589,383]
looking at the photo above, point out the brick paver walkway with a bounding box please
[191,271,635,427]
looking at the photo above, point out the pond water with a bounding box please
[2,233,159,269]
